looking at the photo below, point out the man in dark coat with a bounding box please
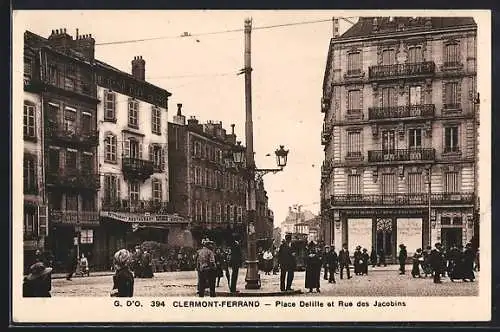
[430,242,445,283]
[141,250,154,278]
[338,243,352,280]
[305,242,322,293]
[228,236,243,293]
[322,246,330,280]
[278,234,296,291]
[377,248,387,267]
[23,262,53,297]
[398,244,408,275]
[325,245,338,283]
[361,248,370,275]
[461,242,476,282]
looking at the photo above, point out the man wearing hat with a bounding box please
[278,233,297,291]
[228,235,243,294]
[430,242,445,283]
[398,244,408,275]
[196,238,217,297]
[23,262,53,297]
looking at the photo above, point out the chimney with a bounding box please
[372,17,379,32]
[73,32,95,60]
[332,17,339,38]
[173,103,186,125]
[132,56,146,81]
[226,124,236,144]
[47,27,73,52]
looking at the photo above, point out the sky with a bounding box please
[15,10,355,228]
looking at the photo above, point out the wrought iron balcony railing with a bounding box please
[321,123,333,145]
[49,210,100,225]
[368,104,435,120]
[345,109,363,121]
[46,168,100,189]
[368,148,435,163]
[369,61,435,80]
[329,192,474,207]
[45,121,98,147]
[101,199,170,213]
[122,157,155,181]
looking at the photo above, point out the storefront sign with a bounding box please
[397,218,422,255]
[101,211,188,224]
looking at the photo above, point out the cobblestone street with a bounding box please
[51,266,479,297]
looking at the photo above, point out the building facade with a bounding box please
[255,179,274,244]
[168,107,247,248]
[23,36,48,270]
[25,29,101,269]
[320,17,478,261]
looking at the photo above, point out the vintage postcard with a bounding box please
[11,9,491,323]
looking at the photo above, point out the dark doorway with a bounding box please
[441,228,462,250]
[376,218,394,262]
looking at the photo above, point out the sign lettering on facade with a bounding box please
[100,211,188,224]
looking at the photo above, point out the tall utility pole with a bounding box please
[244,17,260,290]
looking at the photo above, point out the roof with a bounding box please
[24,30,91,64]
[340,16,476,39]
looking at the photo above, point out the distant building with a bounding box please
[320,17,479,260]
[281,206,318,240]
[273,227,281,248]
[255,178,274,244]
[168,106,247,247]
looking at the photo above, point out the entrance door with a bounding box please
[441,227,463,250]
[376,218,394,262]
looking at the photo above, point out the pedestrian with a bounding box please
[461,242,476,282]
[412,248,423,278]
[66,248,78,281]
[398,244,407,275]
[338,243,352,280]
[228,235,243,293]
[353,246,362,276]
[304,242,322,293]
[361,248,370,275]
[132,245,143,278]
[430,242,445,284]
[141,250,154,278]
[262,249,273,275]
[377,248,387,267]
[325,245,338,283]
[422,246,433,277]
[474,248,480,272]
[23,262,53,297]
[196,239,217,297]
[272,247,280,275]
[447,245,462,281]
[214,248,225,287]
[322,246,331,280]
[110,249,134,297]
[278,234,297,291]
[370,247,377,268]
[80,253,90,277]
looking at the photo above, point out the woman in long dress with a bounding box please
[305,242,322,293]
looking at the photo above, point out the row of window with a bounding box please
[193,166,245,192]
[346,43,460,72]
[47,191,95,211]
[345,126,460,155]
[193,200,244,223]
[344,171,459,195]
[344,83,460,110]
[47,148,95,173]
[102,174,164,204]
[104,91,163,135]
[192,140,225,164]
[103,135,165,168]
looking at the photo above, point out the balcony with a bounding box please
[321,123,333,145]
[46,121,98,147]
[368,148,435,163]
[122,157,155,182]
[43,72,97,102]
[345,109,363,121]
[368,104,435,121]
[46,168,100,189]
[321,160,332,179]
[101,199,170,214]
[442,103,462,116]
[330,192,474,207]
[49,210,100,225]
[368,61,435,81]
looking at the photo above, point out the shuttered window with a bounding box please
[408,46,423,63]
[381,173,397,194]
[347,52,361,73]
[152,178,162,203]
[347,90,361,110]
[104,91,116,121]
[382,87,397,108]
[347,131,361,157]
[444,172,459,193]
[128,99,139,128]
[347,174,361,195]
[382,49,396,65]
[407,173,424,193]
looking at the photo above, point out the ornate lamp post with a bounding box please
[226,142,289,290]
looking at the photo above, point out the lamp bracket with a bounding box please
[255,168,283,182]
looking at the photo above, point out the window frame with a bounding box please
[128,99,139,129]
[151,106,162,135]
[23,102,36,140]
[104,90,116,121]
[104,134,117,163]
[444,125,460,153]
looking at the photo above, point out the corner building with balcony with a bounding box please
[320,17,478,262]
[24,29,101,268]
[96,57,187,265]
[168,106,247,248]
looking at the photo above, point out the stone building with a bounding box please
[168,106,247,248]
[255,178,274,245]
[320,17,479,261]
[95,56,188,266]
[24,29,101,268]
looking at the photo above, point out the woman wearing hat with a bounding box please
[304,242,322,293]
[111,249,134,297]
[398,244,408,275]
[353,246,362,276]
[23,262,53,297]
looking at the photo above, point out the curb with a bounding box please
[215,290,303,297]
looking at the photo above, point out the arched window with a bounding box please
[104,133,117,162]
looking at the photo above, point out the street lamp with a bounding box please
[275,145,289,168]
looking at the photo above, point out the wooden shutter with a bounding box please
[149,144,154,163]
[123,139,130,157]
[38,205,48,237]
[116,176,121,202]
[160,146,165,171]
[139,143,143,159]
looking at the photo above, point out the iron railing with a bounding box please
[46,168,100,189]
[368,148,435,162]
[369,61,435,80]
[45,122,98,146]
[368,104,435,120]
[49,210,100,225]
[122,157,155,180]
[101,199,170,213]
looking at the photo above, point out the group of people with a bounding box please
[408,242,477,283]
[129,246,154,279]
